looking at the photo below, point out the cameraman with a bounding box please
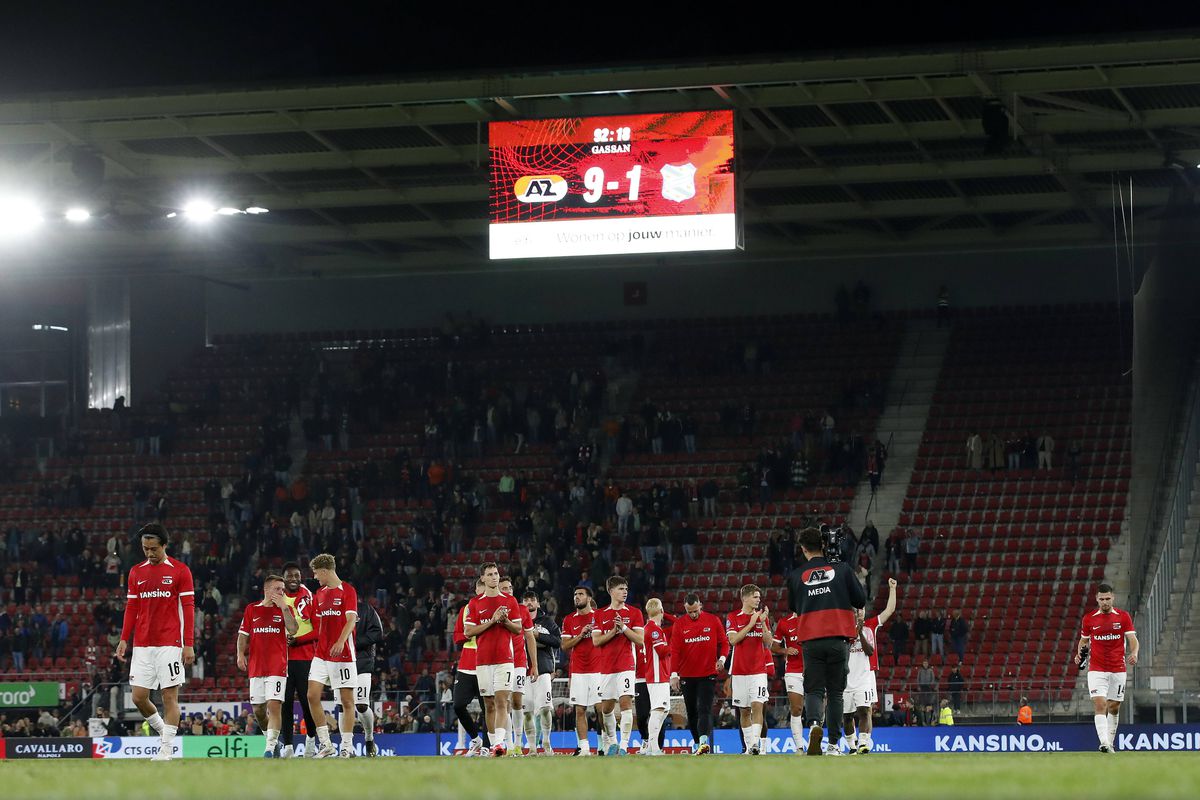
[791,526,866,756]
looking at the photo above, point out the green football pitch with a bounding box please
[4,754,1200,800]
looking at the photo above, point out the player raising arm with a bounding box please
[1075,583,1138,752]
[237,574,297,757]
[114,524,195,762]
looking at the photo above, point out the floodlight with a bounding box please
[183,200,216,222]
[65,207,91,223]
[0,197,44,237]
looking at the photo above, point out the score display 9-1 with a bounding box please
[489,110,738,259]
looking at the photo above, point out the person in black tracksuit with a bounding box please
[452,581,490,750]
[791,527,866,755]
[526,592,562,752]
[281,564,319,756]
[354,599,384,756]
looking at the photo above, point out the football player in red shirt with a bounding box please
[499,576,538,755]
[592,576,645,755]
[115,524,195,762]
[726,584,773,754]
[561,587,600,755]
[237,574,298,757]
[464,562,523,756]
[1074,583,1139,752]
[305,553,359,758]
[772,607,805,753]
[847,576,897,754]
[641,598,672,756]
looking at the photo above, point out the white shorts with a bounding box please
[646,682,670,711]
[843,672,878,709]
[530,673,553,711]
[477,663,515,697]
[784,672,805,697]
[599,671,636,701]
[1088,671,1127,701]
[310,657,357,691]
[129,646,185,690]
[250,675,286,705]
[731,674,769,708]
[355,672,373,705]
[569,673,599,706]
[513,667,528,695]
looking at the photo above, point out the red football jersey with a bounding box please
[455,603,479,673]
[773,614,805,674]
[284,585,316,661]
[863,616,882,671]
[643,619,672,683]
[1081,608,1135,673]
[121,558,195,648]
[593,605,644,674]
[313,581,358,663]
[511,603,534,670]
[668,612,729,678]
[239,602,289,678]
[726,610,768,676]
[562,611,598,674]
[466,592,521,666]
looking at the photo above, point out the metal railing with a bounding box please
[1139,370,1200,677]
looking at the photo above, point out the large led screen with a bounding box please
[489,110,738,259]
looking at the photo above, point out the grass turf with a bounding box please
[4,753,1199,799]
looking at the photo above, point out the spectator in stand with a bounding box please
[652,546,669,592]
[678,519,696,562]
[1005,432,1023,471]
[1037,432,1055,469]
[903,530,921,574]
[929,610,945,658]
[885,530,901,574]
[615,491,634,536]
[1066,438,1083,482]
[913,611,930,657]
[700,479,719,518]
[736,465,752,505]
[888,614,909,666]
[867,450,881,492]
[949,609,969,661]
[987,433,1004,472]
[916,658,937,711]
[948,664,966,711]
[966,432,983,471]
[407,620,426,663]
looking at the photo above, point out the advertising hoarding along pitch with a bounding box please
[0,682,61,708]
[489,111,738,259]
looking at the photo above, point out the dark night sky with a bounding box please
[0,1,1198,94]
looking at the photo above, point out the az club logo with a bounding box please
[514,175,568,203]
[803,568,835,586]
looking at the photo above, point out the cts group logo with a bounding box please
[514,175,568,203]
[93,737,181,759]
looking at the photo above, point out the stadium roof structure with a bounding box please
[2,32,1200,278]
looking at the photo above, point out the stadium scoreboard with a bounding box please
[488,110,739,259]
